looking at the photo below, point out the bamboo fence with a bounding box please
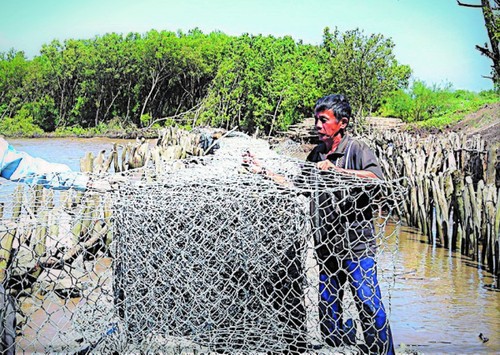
[363,130,499,285]
[80,126,209,174]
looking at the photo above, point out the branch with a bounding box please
[143,102,204,130]
[456,0,483,8]
[268,92,284,139]
[203,126,238,155]
[458,0,499,9]
[475,44,496,60]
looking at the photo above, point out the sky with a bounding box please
[0,0,495,92]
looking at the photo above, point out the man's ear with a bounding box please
[340,117,349,129]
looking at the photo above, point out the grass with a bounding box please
[378,81,499,129]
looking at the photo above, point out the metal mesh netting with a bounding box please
[0,182,116,354]
[0,136,405,354]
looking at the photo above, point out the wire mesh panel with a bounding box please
[0,138,405,354]
[0,182,115,354]
[114,172,310,353]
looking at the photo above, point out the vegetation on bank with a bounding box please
[1,27,411,137]
[378,81,499,129]
[0,28,497,138]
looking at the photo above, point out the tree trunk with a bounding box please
[457,0,500,85]
[140,73,160,123]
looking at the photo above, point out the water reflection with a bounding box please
[390,226,499,353]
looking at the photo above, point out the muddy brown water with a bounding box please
[6,138,500,353]
[388,226,499,354]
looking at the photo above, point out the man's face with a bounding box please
[314,109,347,147]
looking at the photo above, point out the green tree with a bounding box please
[322,27,411,120]
[0,50,29,119]
[39,39,89,127]
[200,34,324,134]
[0,27,416,136]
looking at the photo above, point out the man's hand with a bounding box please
[242,151,265,175]
[316,160,338,171]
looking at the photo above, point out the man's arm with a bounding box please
[316,139,384,180]
[0,137,89,191]
[316,159,380,179]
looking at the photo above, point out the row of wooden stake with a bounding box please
[365,130,499,282]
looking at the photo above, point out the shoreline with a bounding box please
[2,130,160,140]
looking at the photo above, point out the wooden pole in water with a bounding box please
[112,143,120,173]
[0,227,15,283]
[482,184,496,271]
[443,173,454,250]
[25,211,49,293]
[452,171,465,252]
[431,175,444,246]
[104,196,113,248]
[13,185,23,219]
[474,180,484,262]
[463,177,475,259]
[80,152,94,173]
[485,144,498,186]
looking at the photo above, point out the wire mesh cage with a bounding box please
[0,138,405,354]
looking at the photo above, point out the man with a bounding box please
[244,94,394,353]
[307,94,394,354]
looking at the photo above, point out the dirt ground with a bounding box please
[367,102,500,144]
[450,102,500,144]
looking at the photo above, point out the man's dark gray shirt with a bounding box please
[305,134,384,259]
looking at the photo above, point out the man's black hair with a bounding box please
[314,94,352,123]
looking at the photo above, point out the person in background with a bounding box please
[0,137,112,191]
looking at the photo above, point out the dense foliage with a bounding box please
[0,28,412,136]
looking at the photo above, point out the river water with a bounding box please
[6,137,500,353]
[9,137,142,171]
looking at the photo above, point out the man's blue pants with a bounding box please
[318,256,394,354]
